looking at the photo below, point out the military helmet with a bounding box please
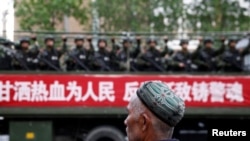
[0,37,14,46]
[98,36,107,45]
[228,36,238,43]
[180,39,189,46]
[44,35,55,42]
[0,37,7,45]
[74,35,85,42]
[122,36,133,44]
[203,36,214,44]
[19,37,30,44]
[147,36,157,44]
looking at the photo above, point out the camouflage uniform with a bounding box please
[12,37,40,70]
[137,37,165,72]
[192,37,225,72]
[0,37,13,70]
[91,37,119,71]
[38,35,63,71]
[65,35,93,71]
[169,39,195,72]
[217,36,245,72]
[116,37,141,71]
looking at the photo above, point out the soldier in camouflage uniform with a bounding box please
[65,35,93,71]
[0,37,13,70]
[136,36,165,72]
[38,35,63,71]
[169,39,196,72]
[12,37,39,70]
[219,36,250,72]
[116,37,141,71]
[91,37,118,71]
[160,37,174,71]
[192,37,225,72]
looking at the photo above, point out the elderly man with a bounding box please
[124,81,185,141]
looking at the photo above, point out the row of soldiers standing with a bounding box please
[0,35,249,72]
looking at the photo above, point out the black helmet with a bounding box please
[98,36,107,46]
[203,36,214,44]
[44,35,55,42]
[147,36,157,44]
[180,39,189,46]
[122,37,133,44]
[74,35,85,42]
[228,36,238,43]
[0,37,7,45]
[20,37,30,44]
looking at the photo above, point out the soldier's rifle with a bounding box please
[67,52,90,71]
[0,45,30,70]
[38,52,62,71]
[141,54,166,72]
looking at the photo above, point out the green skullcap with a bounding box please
[136,80,185,127]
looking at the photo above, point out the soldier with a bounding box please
[12,37,39,70]
[116,37,141,71]
[86,36,95,53]
[111,37,120,54]
[0,37,13,70]
[192,37,225,72]
[29,34,40,61]
[160,37,174,71]
[169,39,196,72]
[65,35,92,71]
[217,36,243,72]
[38,35,62,71]
[91,37,118,71]
[137,36,165,72]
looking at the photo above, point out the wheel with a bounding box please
[85,126,126,141]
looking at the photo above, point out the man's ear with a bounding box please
[139,113,151,132]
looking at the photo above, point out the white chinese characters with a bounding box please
[0,80,116,102]
[0,80,245,103]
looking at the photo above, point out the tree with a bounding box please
[92,0,183,33]
[185,0,250,32]
[15,0,88,31]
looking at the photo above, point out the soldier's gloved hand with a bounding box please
[31,34,37,41]
[220,36,226,43]
[136,36,141,44]
[164,36,168,43]
[111,37,115,43]
[179,63,185,68]
[198,37,203,43]
[62,35,67,42]
[87,36,92,42]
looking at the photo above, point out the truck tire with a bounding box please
[85,126,126,141]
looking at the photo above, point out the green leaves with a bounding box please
[186,0,250,32]
[15,0,88,31]
[15,0,250,32]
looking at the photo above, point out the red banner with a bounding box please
[0,74,250,107]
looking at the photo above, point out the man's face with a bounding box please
[205,42,212,48]
[181,43,188,50]
[229,41,236,48]
[21,42,30,49]
[123,41,131,48]
[98,41,106,48]
[75,40,84,47]
[124,99,143,141]
[149,41,156,48]
[46,39,54,47]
